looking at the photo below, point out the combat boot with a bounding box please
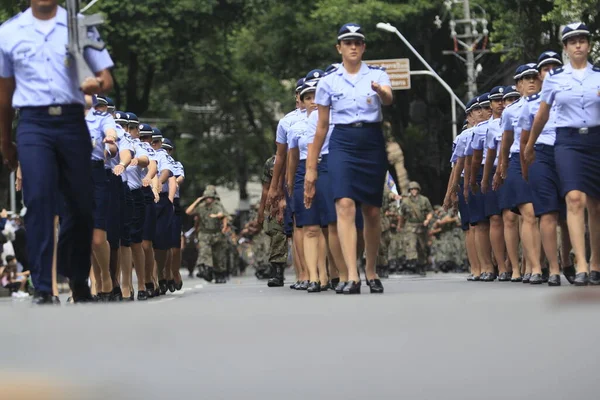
[267,263,285,287]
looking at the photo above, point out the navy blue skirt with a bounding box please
[91,162,110,231]
[499,155,533,213]
[468,172,487,225]
[329,123,387,207]
[153,193,174,250]
[530,144,565,218]
[294,160,326,227]
[555,127,600,199]
[129,188,145,244]
[457,179,470,231]
[484,167,501,217]
[171,198,183,248]
[142,186,156,242]
[121,183,134,247]
[107,173,123,249]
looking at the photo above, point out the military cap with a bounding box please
[152,127,163,141]
[162,138,174,150]
[502,85,520,100]
[476,92,490,107]
[519,63,539,79]
[488,86,505,100]
[94,95,108,106]
[537,51,563,70]
[562,22,590,42]
[106,97,115,112]
[126,112,139,126]
[139,123,153,137]
[337,23,365,41]
[295,78,306,93]
[114,111,128,124]
[465,97,479,113]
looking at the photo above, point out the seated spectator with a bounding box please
[1,255,30,298]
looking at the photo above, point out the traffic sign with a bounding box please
[364,58,411,90]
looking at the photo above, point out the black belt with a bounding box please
[336,122,381,128]
[557,126,600,135]
[534,144,554,151]
[19,104,83,116]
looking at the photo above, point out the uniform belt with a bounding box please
[557,126,600,135]
[336,122,381,128]
[534,144,554,151]
[19,104,83,116]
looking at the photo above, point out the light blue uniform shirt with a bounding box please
[125,139,152,190]
[500,97,525,155]
[306,110,332,155]
[154,148,175,193]
[540,62,600,128]
[86,110,116,163]
[485,117,502,166]
[315,62,391,124]
[517,94,556,146]
[172,161,184,199]
[451,129,473,177]
[0,7,114,107]
[468,119,490,164]
[287,116,310,161]
[275,108,306,144]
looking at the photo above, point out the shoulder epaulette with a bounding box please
[476,120,489,127]
[549,67,564,76]
[93,110,110,117]
[368,65,386,71]
[505,98,520,109]
[323,66,340,77]
[526,93,540,102]
[593,65,600,72]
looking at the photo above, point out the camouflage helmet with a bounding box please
[203,185,218,198]
[408,181,421,191]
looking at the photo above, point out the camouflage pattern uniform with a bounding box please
[386,193,404,272]
[196,187,228,276]
[377,186,392,277]
[400,182,433,270]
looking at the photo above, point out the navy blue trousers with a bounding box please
[17,105,93,293]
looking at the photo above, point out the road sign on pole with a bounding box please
[364,58,411,90]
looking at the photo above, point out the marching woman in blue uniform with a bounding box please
[0,1,114,304]
[527,23,600,286]
[520,51,574,286]
[287,72,330,292]
[86,95,118,301]
[304,23,392,294]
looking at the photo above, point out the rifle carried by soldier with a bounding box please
[65,0,106,87]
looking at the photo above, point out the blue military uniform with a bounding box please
[315,23,392,208]
[481,86,505,217]
[137,124,159,244]
[162,138,185,251]
[0,6,113,300]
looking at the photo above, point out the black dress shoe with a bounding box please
[307,281,321,293]
[175,280,183,291]
[498,272,510,282]
[145,283,155,298]
[167,280,177,293]
[467,274,474,281]
[563,265,576,285]
[290,281,300,289]
[330,277,340,288]
[297,280,309,290]
[51,296,61,305]
[111,286,123,301]
[541,268,549,283]
[343,280,361,294]
[472,275,481,281]
[335,281,346,294]
[320,283,329,291]
[369,279,384,294]
[137,290,149,301]
[522,273,532,283]
[548,274,561,286]
[574,272,589,286]
[159,280,168,295]
[154,287,161,296]
[32,291,55,305]
[511,276,523,282]
[589,271,600,285]
[529,274,543,285]
[480,272,489,281]
[71,284,96,303]
[129,290,134,301]
[97,292,112,302]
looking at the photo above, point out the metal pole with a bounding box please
[410,70,461,139]
[463,0,477,99]
[9,171,16,214]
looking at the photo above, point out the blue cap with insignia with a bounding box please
[561,22,590,42]
[537,51,563,70]
[300,79,320,98]
[476,92,490,107]
[295,78,306,93]
[126,112,139,126]
[94,95,108,106]
[502,85,520,100]
[465,97,478,113]
[106,97,115,112]
[162,138,174,150]
[519,63,539,79]
[139,123,153,137]
[114,111,128,124]
[488,86,505,100]
[305,69,325,81]
[337,23,365,41]
[152,127,163,141]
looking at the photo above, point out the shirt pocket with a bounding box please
[331,91,353,111]
[358,92,379,111]
[12,44,41,78]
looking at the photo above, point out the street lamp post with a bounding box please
[376,22,465,139]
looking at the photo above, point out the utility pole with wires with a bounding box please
[434,0,490,100]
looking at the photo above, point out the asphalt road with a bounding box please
[2,272,599,400]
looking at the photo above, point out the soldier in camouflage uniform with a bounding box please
[377,186,393,278]
[190,186,229,283]
[399,181,433,276]
[257,155,288,287]
[386,192,404,273]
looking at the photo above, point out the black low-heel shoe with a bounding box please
[343,280,361,294]
[167,280,177,293]
[574,272,589,286]
[522,273,531,284]
[589,271,600,285]
[472,275,481,281]
[541,268,549,283]
[159,280,168,295]
[498,272,511,282]
[137,290,149,301]
[290,281,300,289]
[145,283,155,298]
[368,279,384,294]
[529,274,543,285]
[511,276,523,282]
[320,283,329,291]
[335,281,346,294]
[330,277,340,288]
[563,265,576,284]
[175,280,183,291]
[548,274,561,286]
[307,281,321,293]
[297,280,309,290]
